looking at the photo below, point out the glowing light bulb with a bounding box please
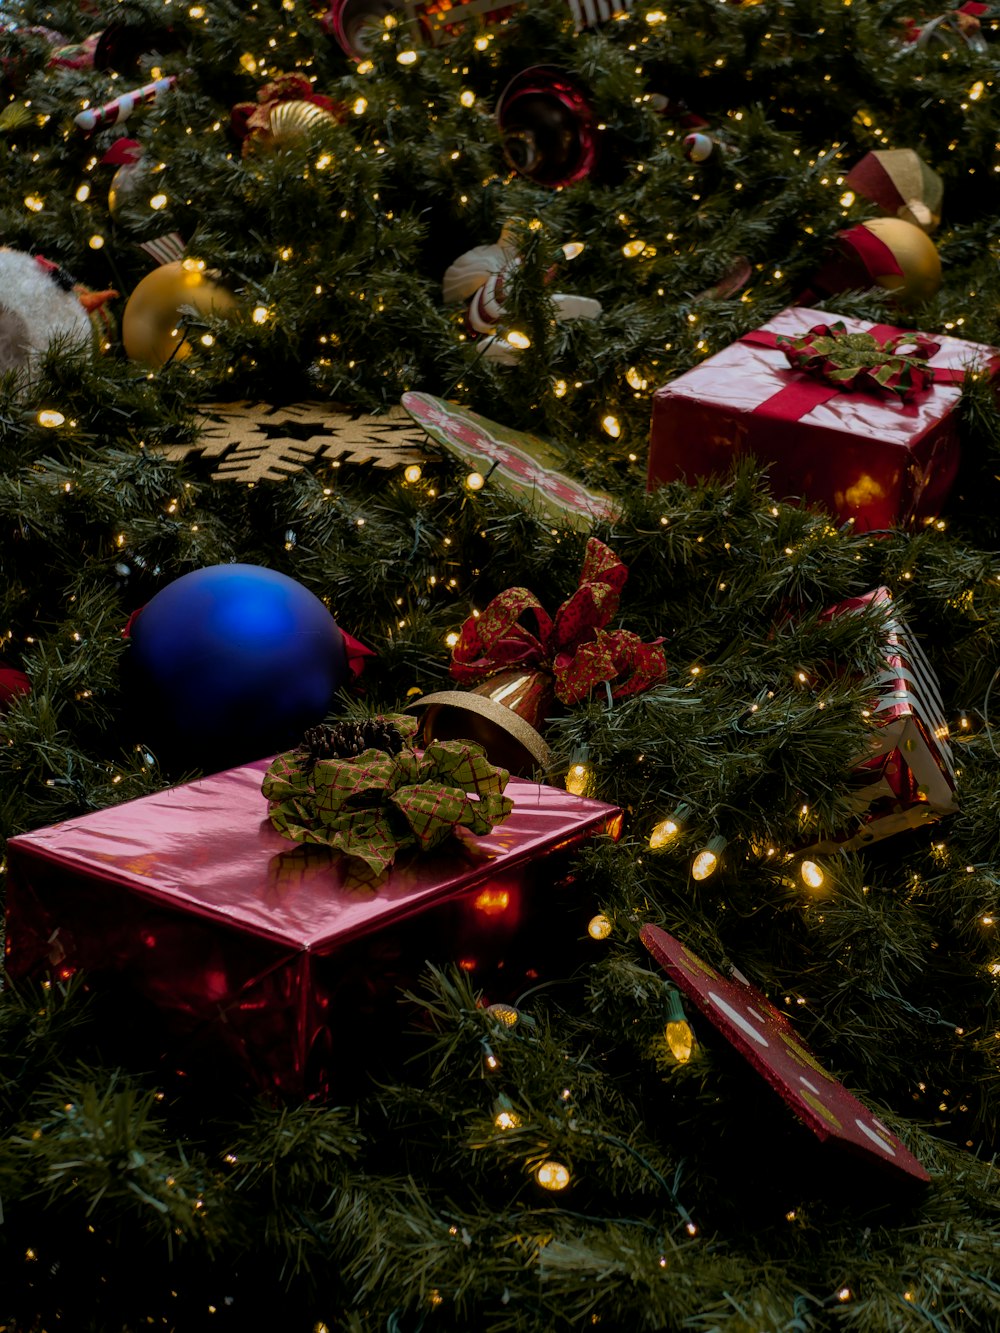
[445,631,459,647]
[665,1020,694,1063]
[535,1160,570,1191]
[465,470,485,491]
[565,762,590,796]
[588,914,612,940]
[562,241,584,260]
[495,1109,520,1130]
[649,806,690,849]
[404,464,422,483]
[149,193,168,210]
[37,410,65,428]
[553,380,568,398]
[622,239,645,258]
[486,1003,520,1027]
[800,860,825,890]
[353,96,368,114]
[664,987,693,1062]
[602,415,621,438]
[24,195,44,212]
[88,234,105,249]
[691,836,725,881]
[459,89,475,107]
[692,850,717,880]
[396,49,418,64]
[75,184,90,202]
[507,330,530,350]
[252,306,270,324]
[839,190,855,207]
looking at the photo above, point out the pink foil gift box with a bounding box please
[4,761,621,1099]
[647,306,1000,532]
[804,587,957,852]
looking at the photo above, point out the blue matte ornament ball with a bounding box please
[128,563,348,769]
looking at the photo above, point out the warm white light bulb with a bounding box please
[649,817,679,849]
[691,849,718,881]
[665,1020,694,1063]
[587,914,612,940]
[535,1160,570,1191]
[800,860,825,890]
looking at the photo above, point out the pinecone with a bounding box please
[300,718,404,762]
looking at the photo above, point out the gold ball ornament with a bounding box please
[122,262,240,367]
[247,100,339,154]
[859,217,941,305]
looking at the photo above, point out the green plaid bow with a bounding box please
[262,738,514,873]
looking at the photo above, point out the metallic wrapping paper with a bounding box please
[804,587,957,853]
[5,761,622,1099]
[647,305,1000,532]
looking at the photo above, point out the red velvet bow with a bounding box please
[450,538,666,705]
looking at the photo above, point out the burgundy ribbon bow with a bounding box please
[450,538,666,705]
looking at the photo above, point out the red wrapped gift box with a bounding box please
[805,586,957,852]
[647,306,999,531]
[4,761,621,1099]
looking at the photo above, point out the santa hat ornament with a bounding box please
[0,250,116,377]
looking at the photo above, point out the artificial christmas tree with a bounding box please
[5,0,1000,1329]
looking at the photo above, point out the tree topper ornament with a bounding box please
[442,223,601,365]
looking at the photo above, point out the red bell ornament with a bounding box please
[496,67,598,188]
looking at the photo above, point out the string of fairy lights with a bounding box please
[8,0,997,447]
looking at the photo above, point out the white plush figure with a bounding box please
[0,248,95,376]
[443,224,601,365]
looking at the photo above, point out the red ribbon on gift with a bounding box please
[450,538,666,705]
[741,320,967,424]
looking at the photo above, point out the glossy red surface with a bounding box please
[648,305,1000,531]
[5,761,621,1098]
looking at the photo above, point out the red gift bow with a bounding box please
[741,317,968,425]
[450,537,666,705]
[776,322,942,402]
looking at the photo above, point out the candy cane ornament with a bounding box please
[74,75,177,133]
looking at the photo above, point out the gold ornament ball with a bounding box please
[860,217,941,305]
[122,262,240,367]
[249,100,339,154]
